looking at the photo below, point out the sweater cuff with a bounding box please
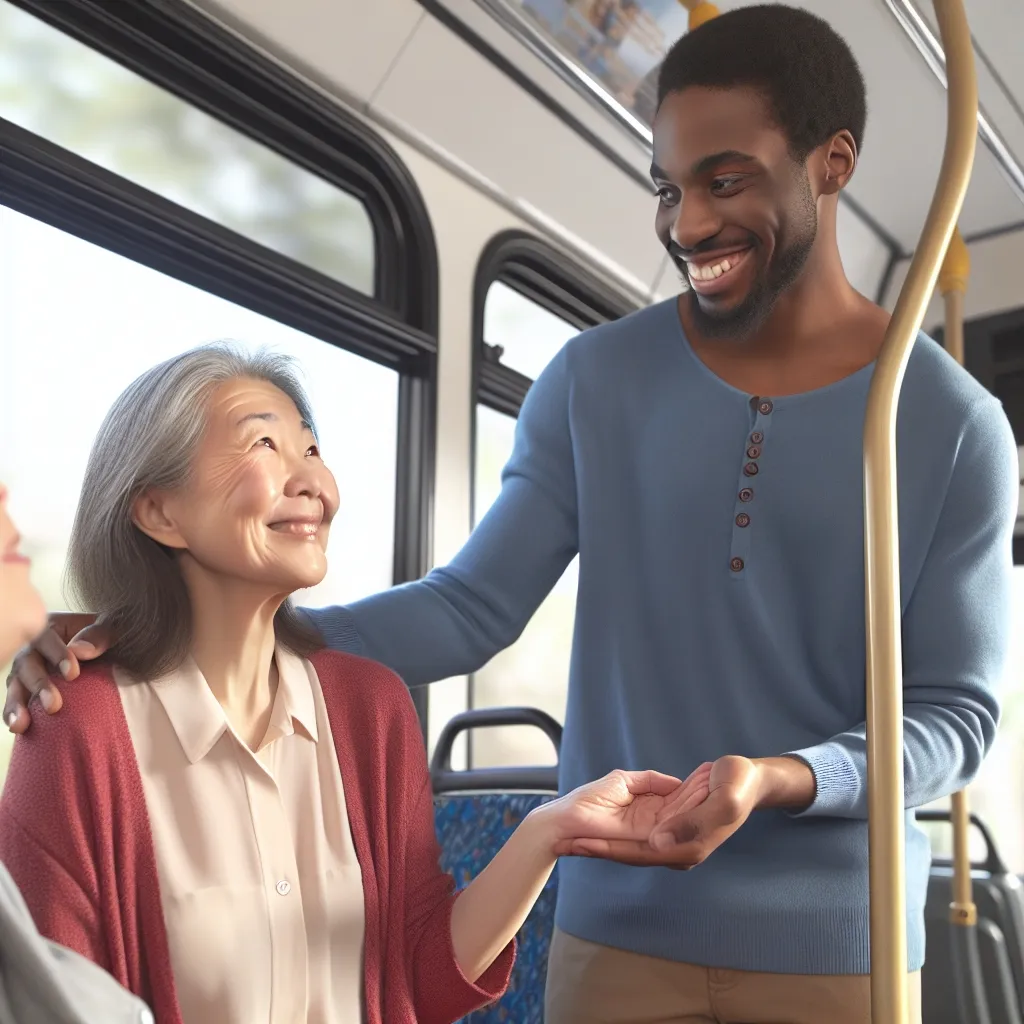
[300,606,365,655]
[782,743,863,818]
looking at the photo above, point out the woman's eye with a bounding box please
[655,186,678,205]
[254,436,275,450]
[306,444,320,458]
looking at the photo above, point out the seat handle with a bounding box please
[430,706,562,795]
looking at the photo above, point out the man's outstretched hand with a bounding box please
[559,754,816,869]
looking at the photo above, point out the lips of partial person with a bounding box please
[267,516,323,541]
[683,247,754,296]
[2,532,29,565]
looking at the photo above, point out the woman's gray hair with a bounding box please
[67,342,323,679]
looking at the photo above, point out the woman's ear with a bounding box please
[131,490,188,550]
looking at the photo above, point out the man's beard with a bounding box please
[681,176,818,341]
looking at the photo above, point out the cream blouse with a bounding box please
[116,647,365,1024]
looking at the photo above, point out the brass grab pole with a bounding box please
[864,2,977,1021]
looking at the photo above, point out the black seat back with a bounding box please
[431,707,563,1024]
[918,809,1024,1024]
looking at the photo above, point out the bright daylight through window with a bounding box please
[470,283,580,769]
[0,0,376,293]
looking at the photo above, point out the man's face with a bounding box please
[652,86,819,340]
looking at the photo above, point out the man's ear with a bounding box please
[131,490,188,550]
[815,129,857,196]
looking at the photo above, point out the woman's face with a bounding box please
[0,484,48,664]
[133,377,340,599]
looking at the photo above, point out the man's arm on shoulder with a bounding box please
[788,398,1018,819]
[305,348,580,687]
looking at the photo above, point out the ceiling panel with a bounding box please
[192,0,425,106]
[372,12,666,288]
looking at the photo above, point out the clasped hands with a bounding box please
[535,754,816,869]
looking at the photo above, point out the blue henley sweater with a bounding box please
[308,298,1018,975]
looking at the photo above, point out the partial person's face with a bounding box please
[133,378,339,600]
[0,484,48,664]
[652,85,822,339]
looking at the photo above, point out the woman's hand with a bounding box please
[537,764,713,860]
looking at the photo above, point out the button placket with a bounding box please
[730,397,774,577]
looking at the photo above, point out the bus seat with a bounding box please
[431,707,563,1024]
[917,809,1024,1024]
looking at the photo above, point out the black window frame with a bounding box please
[465,229,638,762]
[1,0,439,730]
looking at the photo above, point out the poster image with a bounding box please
[517,0,690,126]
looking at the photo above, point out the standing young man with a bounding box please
[7,6,1018,1022]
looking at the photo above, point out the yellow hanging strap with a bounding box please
[676,0,721,31]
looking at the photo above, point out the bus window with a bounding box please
[0,0,376,295]
[0,207,398,781]
[469,284,581,769]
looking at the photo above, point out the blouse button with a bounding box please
[739,488,754,502]
[736,513,751,527]
[750,431,764,444]
[276,879,291,896]
[743,462,759,477]
[758,399,774,415]
[730,557,745,572]
[746,445,761,459]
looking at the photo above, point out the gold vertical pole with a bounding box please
[938,229,978,930]
[864,3,977,1022]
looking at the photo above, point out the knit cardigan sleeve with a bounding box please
[387,677,515,1024]
[0,704,112,977]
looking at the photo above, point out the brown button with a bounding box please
[736,513,751,527]
[758,400,773,415]
[730,557,745,572]
[739,488,754,502]
[746,445,762,459]
[743,462,759,476]
[750,431,764,444]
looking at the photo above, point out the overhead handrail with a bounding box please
[863,1,977,1020]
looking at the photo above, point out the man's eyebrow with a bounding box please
[651,151,759,181]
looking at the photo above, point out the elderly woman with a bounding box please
[0,484,153,1024]
[0,345,709,1024]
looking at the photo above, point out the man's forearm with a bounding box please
[753,755,817,811]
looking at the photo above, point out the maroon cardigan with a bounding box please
[0,650,513,1024]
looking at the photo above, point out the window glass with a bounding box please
[470,287,581,769]
[0,206,398,782]
[514,0,689,127]
[919,566,1024,871]
[0,0,375,293]
[484,281,579,380]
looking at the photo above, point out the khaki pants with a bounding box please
[545,928,923,1024]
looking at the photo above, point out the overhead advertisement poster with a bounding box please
[516,0,690,126]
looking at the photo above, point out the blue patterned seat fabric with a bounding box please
[434,791,558,1024]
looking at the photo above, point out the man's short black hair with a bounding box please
[656,4,867,159]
